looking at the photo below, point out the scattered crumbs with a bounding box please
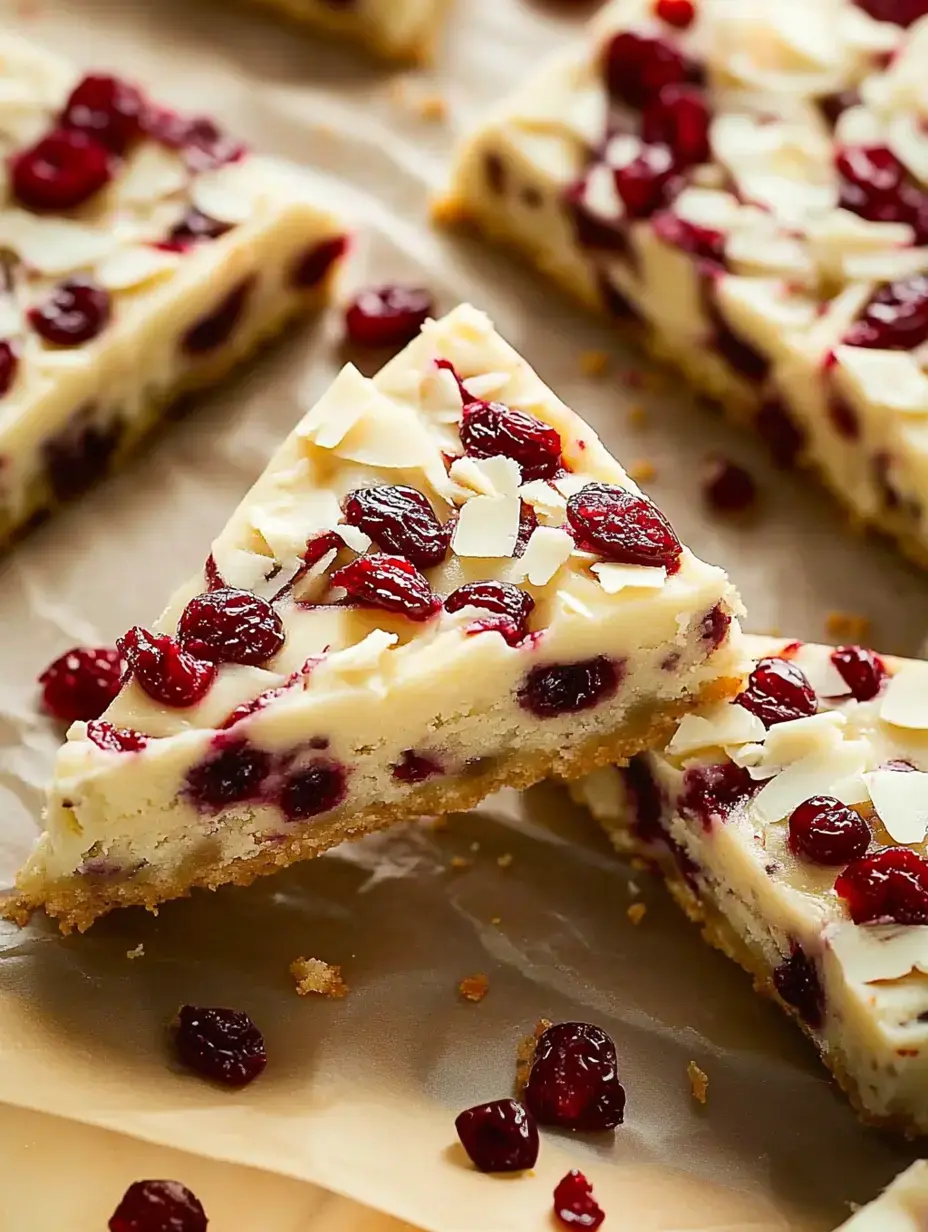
[579,349,610,378]
[449,855,472,870]
[628,880,640,896]
[416,91,448,121]
[491,916,502,925]
[126,943,145,960]
[516,1018,552,1090]
[459,973,489,1003]
[497,853,513,869]
[470,841,481,853]
[290,956,349,999]
[626,403,648,428]
[628,458,657,484]
[627,902,647,926]
[826,610,871,642]
[687,1060,709,1104]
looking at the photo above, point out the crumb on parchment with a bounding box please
[449,855,472,870]
[627,902,647,926]
[290,957,349,999]
[516,1018,552,1091]
[687,1060,709,1104]
[126,943,145,960]
[628,459,656,484]
[826,611,871,642]
[626,403,648,428]
[458,973,489,1003]
[579,349,610,378]
[497,853,513,869]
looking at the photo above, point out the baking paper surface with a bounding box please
[0,0,925,1227]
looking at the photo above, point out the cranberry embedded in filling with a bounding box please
[185,739,272,810]
[706,298,770,383]
[290,235,349,289]
[602,30,702,109]
[836,145,928,245]
[835,847,928,925]
[165,207,233,248]
[173,1004,267,1087]
[119,626,216,708]
[454,1099,539,1173]
[679,762,759,830]
[344,285,434,349]
[279,759,347,821]
[392,751,442,782]
[653,210,725,266]
[459,399,563,481]
[60,73,145,154]
[518,656,622,718]
[614,143,680,219]
[181,276,254,355]
[827,393,860,440]
[853,0,928,23]
[523,1021,626,1131]
[444,580,535,646]
[29,278,112,347]
[39,644,125,723]
[44,410,124,502]
[831,644,887,702]
[842,273,928,351]
[640,84,711,167]
[146,112,246,172]
[567,482,683,570]
[108,1180,207,1232]
[86,720,148,753]
[773,946,825,1030]
[699,602,731,650]
[735,656,817,727]
[553,1171,606,1232]
[0,341,19,399]
[11,127,112,212]
[756,398,805,468]
[788,795,872,865]
[177,588,285,667]
[331,555,441,622]
[343,484,450,569]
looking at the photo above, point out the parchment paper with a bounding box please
[0,0,926,1228]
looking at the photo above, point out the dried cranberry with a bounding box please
[853,0,928,25]
[553,1171,605,1230]
[836,145,928,244]
[181,277,253,354]
[343,485,449,569]
[87,720,148,752]
[842,274,928,351]
[788,796,871,865]
[655,0,696,25]
[736,656,817,727]
[679,762,758,829]
[756,398,805,468]
[11,127,111,211]
[0,341,19,397]
[60,74,145,154]
[702,457,756,512]
[109,1179,207,1232]
[145,108,245,171]
[831,645,887,702]
[603,31,700,108]
[652,210,725,265]
[567,482,682,570]
[524,1021,626,1131]
[708,299,770,382]
[331,555,440,622]
[459,400,563,482]
[836,847,928,924]
[185,739,272,810]
[174,1004,266,1087]
[29,278,111,346]
[455,1099,539,1172]
[166,207,232,247]
[700,602,731,650]
[773,946,824,1030]
[44,412,123,501]
[392,750,442,782]
[828,394,860,440]
[279,759,347,820]
[119,626,216,708]
[39,645,124,723]
[641,84,710,166]
[614,143,680,219]
[519,657,622,718]
[445,580,535,646]
[290,235,349,288]
[177,588,285,667]
[344,285,433,348]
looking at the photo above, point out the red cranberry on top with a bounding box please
[60,73,146,154]
[39,645,125,723]
[344,285,434,349]
[11,128,112,212]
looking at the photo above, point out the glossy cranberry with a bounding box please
[603,30,700,109]
[679,762,758,829]
[87,720,148,752]
[60,74,145,154]
[11,127,111,211]
[39,645,124,723]
[853,0,928,25]
[174,1004,266,1087]
[181,277,253,354]
[519,657,622,719]
[756,398,805,468]
[773,946,824,1030]
[614,143,680,219]
[177,588,285,667]
[828,394,860,440]
[700,602,731,650]
[554,1171,605,1231]
[343,484,449,569]
[656,0,696,24]
[279,759,347,820]
[459,400,563,481]
[109,1179,207,1232]
[652,210,725,265]
[119,627,216,709]
[836,847,928,924]
[567,482,683,570]
[392,750,442,782]
[836,145,928,244]
[145,108,245,171]
[831,645,887,702]
[455,1099,539,1173]
[331,555,440,622]
[702,457,756,512]
[788,795,871,865]
[29,278,111,346]
[524,1021,626,1131]
[44,412,123,501]
[185,739,272,810]
[344,285,433,348]
[708,299,770,383]
[445,580,535,646]
[842,274,928,351]
[641,84,710,166]
[736,656,817,727]
[818,88,860,128]
[166,207,232,247]
[290,235,349,288]
[0,341,19,398]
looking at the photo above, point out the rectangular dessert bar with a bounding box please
[11,303,745,931]
[440,0,928,567]
[838,1162,928,1229]
[575,633,928,1134]
[246,0,448,61]
[0,31,347,546]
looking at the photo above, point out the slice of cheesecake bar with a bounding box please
[246,0,448,61]
[838,1162,928,1230]
[0,31,346,547]
[575,633,928,1134]
[440,0,928,567]
[12,304,744,931]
